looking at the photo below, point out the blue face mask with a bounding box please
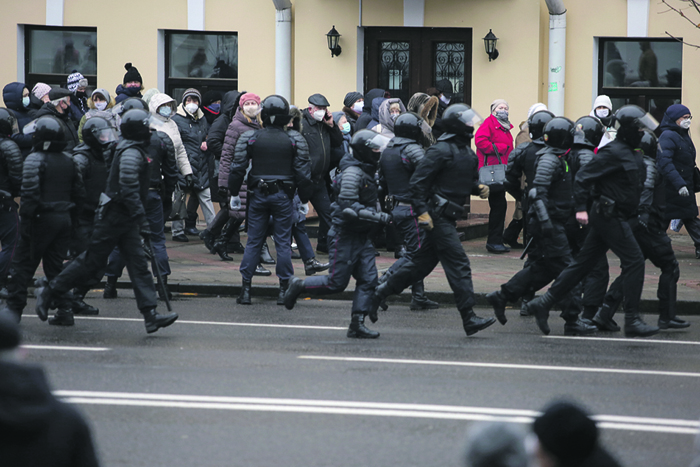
[158,106,172,118]
[22,96,30,107]
[208,103,221,113]
[341,122,351,134]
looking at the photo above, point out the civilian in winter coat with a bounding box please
[342,91,363,134]
[373,98,406,138]
[30,83,51,111]
[2,82,36,156]
[0,310,100,466]
[355,88,385,131]
[367,96,386,131]
[204,90,236,204]
[406,92,439,148]
[148,93,193,179]
[657,103,700,257]
[171,88,215,241]
[200,90,223,125]
[66,70,89,124]
[35,89,80,151]
[114,63,144,104]
[77,89,116,143]
[474,98,514,253]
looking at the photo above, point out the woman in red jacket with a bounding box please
[474,99,514,253]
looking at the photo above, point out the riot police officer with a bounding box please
[593,130,690,331]
[228,95,312,305]
[0,109,23,296]
[371,104,496,337]
[378,112,439,310]
[486,118,596,335]
[36,109,179,333]
[284,130,390,338]
[48,117,116,324]
[1,115,84,322]
[526,105,660,338]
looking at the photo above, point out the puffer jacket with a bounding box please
[172,103,211,190]
[34,104,80,152]
[114,85,142,104]
[219,108,259,216]
[373,98,407,138]
[2,82,37,155]
[149,93,192,177]
[77,94,116,143]
[474,113,514,169]
[355,88,385,131]
[367,97,385,131]
[657,113,698,220]
[207,90,242,160]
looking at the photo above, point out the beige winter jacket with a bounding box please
[149,93,193,176]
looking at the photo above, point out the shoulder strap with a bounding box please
[485,143,504,166]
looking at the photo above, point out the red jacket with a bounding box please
[474,114,514,169]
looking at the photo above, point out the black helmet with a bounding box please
[119,109,151,142]
[261,95,292,127]
[573,116,605,148]
[30,115,66,151]
[528,110,555,142]
[0,108,18,138]
[83,117,118,150]
[638,129,659,159]
[394,112,424,142]
[350,129,390,165]
[613,105,659,147]
[441,103,482,136]
[113,97,148,116]
[542,117,575,153]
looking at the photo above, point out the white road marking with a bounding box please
[21,345,110,352]
[61,316,346,331]
[298,356,700,379]
[544,335,700,345]
[53,390,699,436]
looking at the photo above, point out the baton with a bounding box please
[519,237,534,260]
[144,236,172,311]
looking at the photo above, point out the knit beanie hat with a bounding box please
[90,88,111,103]
[181,88,202,105]
[665,104,691,122]
[490,99,509,114]
[202,90,223,108]
[0,308,21,350]
[527,103,548,119]
[123,63,143,85]
[533,401,598,466]
[239,92,261,106]
[332,111,346,124]
[343,91,363,108]
[67,70,87,92]
[32,82,52,100]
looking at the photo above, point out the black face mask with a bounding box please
[75,91,86,99]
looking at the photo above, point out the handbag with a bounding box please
[693,166,700,193]
[170,187,188,221]
[478,143,506,193]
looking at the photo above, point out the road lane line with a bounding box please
[53,390,699,436]
[56,316,346,331]
[544,335,700,345]
[298,356,700,378]
[21,345,110,352]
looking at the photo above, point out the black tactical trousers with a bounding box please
[6,212,72,313]
[546,206,645,314]
[565,218,610,309]
[603,225,679,318]
[303,228,378,315]
[384,205,428,291]
[382,216,476,312]
[50,206,157,311]
[69,213,105,296]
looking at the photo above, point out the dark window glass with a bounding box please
[378,41,410,105]
[434,42,465,103]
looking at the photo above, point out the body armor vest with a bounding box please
[380,143,413,201]
[40,152,74,207]
[431,141,476,206]
[75,146,108,214]
[248,128,295,184]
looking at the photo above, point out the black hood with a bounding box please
[0,362,56,434]
[2,82,26,112]
[221,90,242,119]
[363,88,385,114]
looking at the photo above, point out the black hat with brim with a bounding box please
[308,93,330,107]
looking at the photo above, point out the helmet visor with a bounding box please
[22,119,38,135]
[365,133,391,153]
[456,107,483,128]
[93,126,118,145]
[613,111,659,132]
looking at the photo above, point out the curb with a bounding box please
[111,281,700,316]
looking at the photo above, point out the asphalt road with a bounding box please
[17,291,700,467]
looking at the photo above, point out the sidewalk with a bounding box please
[128,220,700,315]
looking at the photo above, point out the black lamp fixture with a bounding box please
[326,25,342,57]
[483,29,499,61]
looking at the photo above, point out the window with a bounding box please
[598,38,682,122]
[165,30,238,103]
[24,25,97,91]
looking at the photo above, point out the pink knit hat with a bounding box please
[239,92,261,106]
[32,82,52,100]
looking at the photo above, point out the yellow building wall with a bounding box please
[0,0,46,91]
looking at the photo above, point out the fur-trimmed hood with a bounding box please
[87,88,115,110]
[407,93,439,128]
[289,106,303,133]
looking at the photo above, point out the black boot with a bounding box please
[213,241,233,261]
[347,313,380,338]
[370,282,392,322]
[304,257,330,276]
[277,279,289,306]
[581,305,598,322]
[486,290,509,325]
[394,245,407,259]
[103,276,118,299]
[237,280,252,305]
[460,309,496,336]
[142,308,179,334]
[199,229,215,253]
[592,302,621,332]
[227,242,245,254]
[520,291,534,316]
[624,312,659,338]
[410,281,439,310]
[658,303,691,329]
[34,277,53,322]
[526,291,555,335]
[260,241,276,265]
[157,276,173,301]
[253,263,272,276]
[563,317,597,336]
[49,306,75,326]
[283,277,305,310]
[72,290,99,316]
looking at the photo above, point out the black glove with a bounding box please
[217,186,229,199]
[540,219,554,238]
[377,212,391,225]
[637,212,650,231]
[139,218,152,239]
[141,238,153,261]
[185,174,194,190]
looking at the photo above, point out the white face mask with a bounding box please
[440,95,451,105]
[185,103,199,114]
[680,118,692,130]
[312,109,326,122]
[352,101,364,114]
[596,108,610,118]
[243,104,259,118]
[94,101,107,111]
